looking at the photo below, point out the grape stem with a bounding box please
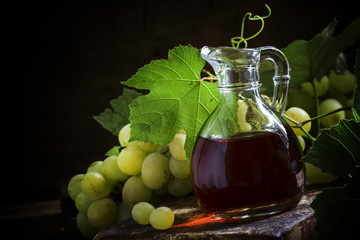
[159,145,169,154]
[201,69,217,83]
[201,77,218,83]
[283,115,316,142]
[311,80,321,136]
[201,69,217,79]
[284,105,352,142]
[299,106,352,126]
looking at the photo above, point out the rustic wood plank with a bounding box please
[94,191,319,240]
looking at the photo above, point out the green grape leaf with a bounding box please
[308,17,360,81]
[123,45,219,159]
[260,17,360,95]
[302,119,360,176]
[105,146,122,157]
[93,88,142,135]
[302,119,360,239]
[310,176,360,239]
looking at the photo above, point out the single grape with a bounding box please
[81,172,111,200]
[132,202,155,225]
[87,161,103,173]
[118,123,131,146]
[301,76,329,97]
[285,107,312,136]
[297,135,305,151]
[118,124,160,152]
[149,207,175,230]
[136,141,161,153]
[117,145,146,175]
[237,99,252,131]
[167,176,193,197]
[68,174,84,201]
[319,98,345,128]
[329,70,355,94]
[76,212,98,238]
[122,175,152,208]
[75,192,94,214]
[169,132,187,161]
[169,156,190,179]
[101,156,129,183]
[259,60,274,72]
[141,152,170,190]
[305,163,337,185]
[87,198,119,229]
[118,202,132,221]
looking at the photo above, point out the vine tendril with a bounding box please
[231,4,271,48]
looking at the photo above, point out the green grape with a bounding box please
[237,99,252,131]
[118,123,131,146]
[87,161,103,173]
[169,156,190,179]
[135,141,161,153]
[149,207,175,230]
[75,192,94,214]
[81,172,111,200]
[118,202,132,221]
[68,174,84,201]
[259,59,274,73]
[122,175,152,208]
[117,145,146,175]
[101,156,129,183]
[87,198,118,229]
[167,176,193,197]
[305,163,337,185]
[301,76,329,97]
[319,98,345,128]
[132,202,155,225]
[76,212,98,239]
[118,123,160,152]
[169,132,187,161]
[285,107,312,136]
[297,135,305,151]
[141,152,170,190]
[329,70,355,94]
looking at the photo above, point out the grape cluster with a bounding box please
[285,69,355,185]
[67,124,192,238]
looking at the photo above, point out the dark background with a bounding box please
[1,0,359,238]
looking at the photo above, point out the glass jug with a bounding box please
[191,46,304,218]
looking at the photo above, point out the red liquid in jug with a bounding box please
[191,131,304,214]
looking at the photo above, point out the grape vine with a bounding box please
[231,4,271,48]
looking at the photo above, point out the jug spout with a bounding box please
[201,46,261,89]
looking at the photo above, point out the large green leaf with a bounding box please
[302,119,360,239]
[309,18,360,80]
[260,17,360,95]
[310,176,360,239]
[93,88,142,135]
[302,119,360,176]
[123,45,219,159]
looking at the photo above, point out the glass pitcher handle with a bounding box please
[258,46,290,114]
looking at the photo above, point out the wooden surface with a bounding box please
[94,191,319,240]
